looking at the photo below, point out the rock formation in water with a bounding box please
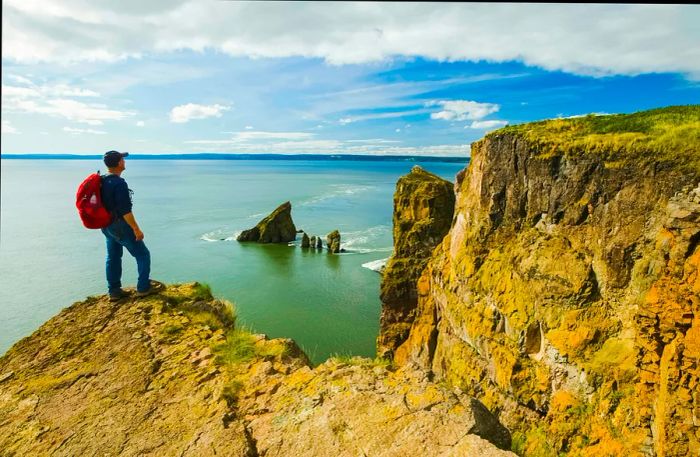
[377,165,455,359]
[391,106,700,456]
[326,230,341,253]
[237,201,297,243]
[301,232,310,248]
[0,283,514,456]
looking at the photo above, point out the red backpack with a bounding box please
[76,172,113,229]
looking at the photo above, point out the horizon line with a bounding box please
[1,153,469,163]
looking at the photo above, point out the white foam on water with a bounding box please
[200,229,240,242]
[299,184,377,207]
[362,258,389,272]
[341,225,392,253]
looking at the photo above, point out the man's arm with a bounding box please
[123,212,144,241]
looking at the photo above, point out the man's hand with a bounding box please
[123,212,144,241]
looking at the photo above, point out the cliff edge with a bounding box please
[0,283,514,456]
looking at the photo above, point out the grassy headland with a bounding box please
[490,105,700,176]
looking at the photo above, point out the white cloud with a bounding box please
[245,125,254,130]
[2,120,20,134]
[63,126,107,135]
[2,3,698,78]
[184,131,470,157]
[9,74,34,85]
[136,121,145,127]
[340,108,433,124]
[395,128,401,133]
[559,112,612,119]
[169,103,231,123]
[2,81,129,125]
[346,139,401,144]
[186,131,316,144]
[430,100,500,121]
[468,120,509,129]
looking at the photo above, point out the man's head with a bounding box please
[103,150,129,172]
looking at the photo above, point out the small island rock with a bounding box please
[237,201,297,243]
[326,230,341,253]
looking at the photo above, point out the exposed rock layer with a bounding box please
[237,201,296,243]
[377,165,455,359]
[0,284,515,457]
[393,123,700,456]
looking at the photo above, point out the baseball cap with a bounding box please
[103,150,129,167]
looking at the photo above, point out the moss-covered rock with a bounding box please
[391,106,700,456]
[377,165,455,359]
[237,201,297,243]
[0,283,515,456]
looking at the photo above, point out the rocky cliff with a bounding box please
[392,106,700,456]
[377,165,455,359]
[0,283,514,456]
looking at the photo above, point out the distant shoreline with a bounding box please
[1,153,468,163]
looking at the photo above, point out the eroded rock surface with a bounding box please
[377,165,455,359]
[0,284,514,457]
[237,201,297,243]
[392,108,700,456]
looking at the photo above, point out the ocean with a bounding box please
[0,158,467,364]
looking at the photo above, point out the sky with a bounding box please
[2,2,699,157]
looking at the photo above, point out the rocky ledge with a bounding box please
[0,283,514,456]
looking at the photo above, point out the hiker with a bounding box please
[100,151,160,301]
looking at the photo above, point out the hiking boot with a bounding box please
[109,289,130,302]
[134,280,165,298]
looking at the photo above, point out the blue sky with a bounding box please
[2,2,699,157]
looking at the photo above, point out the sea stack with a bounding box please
[376,165,455,359]
[326,230,341,253]
[237,201,297,243]
[301,233,310,248]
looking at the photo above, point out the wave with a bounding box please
[340,225,392,253]
[362,258,389,272]
[298,184,377,207]
[200,229,240,242]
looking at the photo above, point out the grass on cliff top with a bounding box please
[488,105,700,175]
[213,328,290,366]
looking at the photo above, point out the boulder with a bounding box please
[237,201,297,243]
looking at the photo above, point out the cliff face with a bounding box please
[392,107,700,456]
[0,283,514,456]
[377,165,455,359]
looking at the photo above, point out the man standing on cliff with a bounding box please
[101,151,162,301]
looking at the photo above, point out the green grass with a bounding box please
[213,327,291,367]
[488,105,700,176]
[329,354,392,369]
[214,328,259,365]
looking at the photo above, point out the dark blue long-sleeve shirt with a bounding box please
[101,174,133,218]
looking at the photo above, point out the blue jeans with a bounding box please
[101,218,151,293]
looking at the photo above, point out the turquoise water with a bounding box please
[0,159,466,363]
